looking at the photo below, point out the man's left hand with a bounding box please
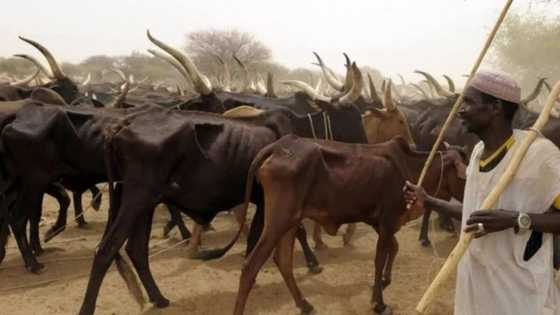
[465,209,517,238]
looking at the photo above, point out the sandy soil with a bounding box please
[0,191,458,315]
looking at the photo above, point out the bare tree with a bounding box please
[184,29,272,63]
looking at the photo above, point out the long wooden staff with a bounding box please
[416,81,560,313]
[416,0,513,187]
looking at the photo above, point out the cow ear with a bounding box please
[193,123,224,159]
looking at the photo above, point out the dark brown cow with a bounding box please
[228,135,465,315]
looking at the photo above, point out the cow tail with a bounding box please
[196,143,276,261]
[115,251,146,308]
[102,121,145,308]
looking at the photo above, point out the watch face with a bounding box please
[519,214,531,228]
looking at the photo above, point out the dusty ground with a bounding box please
[0,191,458,315]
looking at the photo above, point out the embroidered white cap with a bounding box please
[468,70,521,104]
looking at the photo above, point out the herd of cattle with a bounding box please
[0,32,554,315]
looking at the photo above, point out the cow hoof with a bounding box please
[27,262,45,274]
[373,304,392,315]
[76,219,88,228]
[420,239,431,247]
[299,299,314,315]
[343,241,355,249]
[151,297,170,308]
[0,249,5,264]
[314,242,328,251]
[308,265,323,274]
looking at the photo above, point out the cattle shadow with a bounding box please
[142,273,371,315]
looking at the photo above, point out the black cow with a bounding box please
[0,104,190,272]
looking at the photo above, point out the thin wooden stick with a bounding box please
[416,80,560,313]
[416,0,514,187]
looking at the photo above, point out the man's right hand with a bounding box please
[403,180,428,210]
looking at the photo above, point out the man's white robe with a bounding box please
[455,130,560,315]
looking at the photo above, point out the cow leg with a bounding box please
[11,216,43,273]
[234,224,282,315]
[185,223,203,258]
[125,209,169,308]
[382,236,399,288]
[418,209,432,247]
[72,191,88,228]
[371,234,392,315]
[29,194,45,256]
[89,186,102,210]
[342,223,357,247]
[79,196,146,315]
[274,227,314,314]
[295,224,322,274]
[10,189,43,273]
[44,184,70,242]
[313,221,328,250]
[164,204,191,240]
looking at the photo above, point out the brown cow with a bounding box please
[230,135,464,315]
[313,81,415,249]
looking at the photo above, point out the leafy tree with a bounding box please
[491,11,560,91]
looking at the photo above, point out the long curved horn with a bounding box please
[411,83,429,98]
[543,79,552,93]
[414,70,455,97]
[312,52,344,91]
[265,72,276,98]
[147,49,192,86]
[107,69,130,108]
[233,55,252,92]
[521,77,546,105]
[342,63,353,93]
[383,80,396,111]
[368,73,382,104]
[339,63,363,104]
[443,74,456,92]
[315,77,323,94]
[13,54,53,79]
[81,73,91,86]
[18,36,65,79]
[10,69,40,87]
[147,30,212,95]
[281,80,332,103]
[343,52,351,69]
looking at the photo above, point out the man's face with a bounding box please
[458,87,495,134]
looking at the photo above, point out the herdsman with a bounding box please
[404,71,560,315]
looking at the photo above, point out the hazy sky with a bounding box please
[0,0,550,82]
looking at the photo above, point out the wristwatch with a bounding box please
[516,212,532,232]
